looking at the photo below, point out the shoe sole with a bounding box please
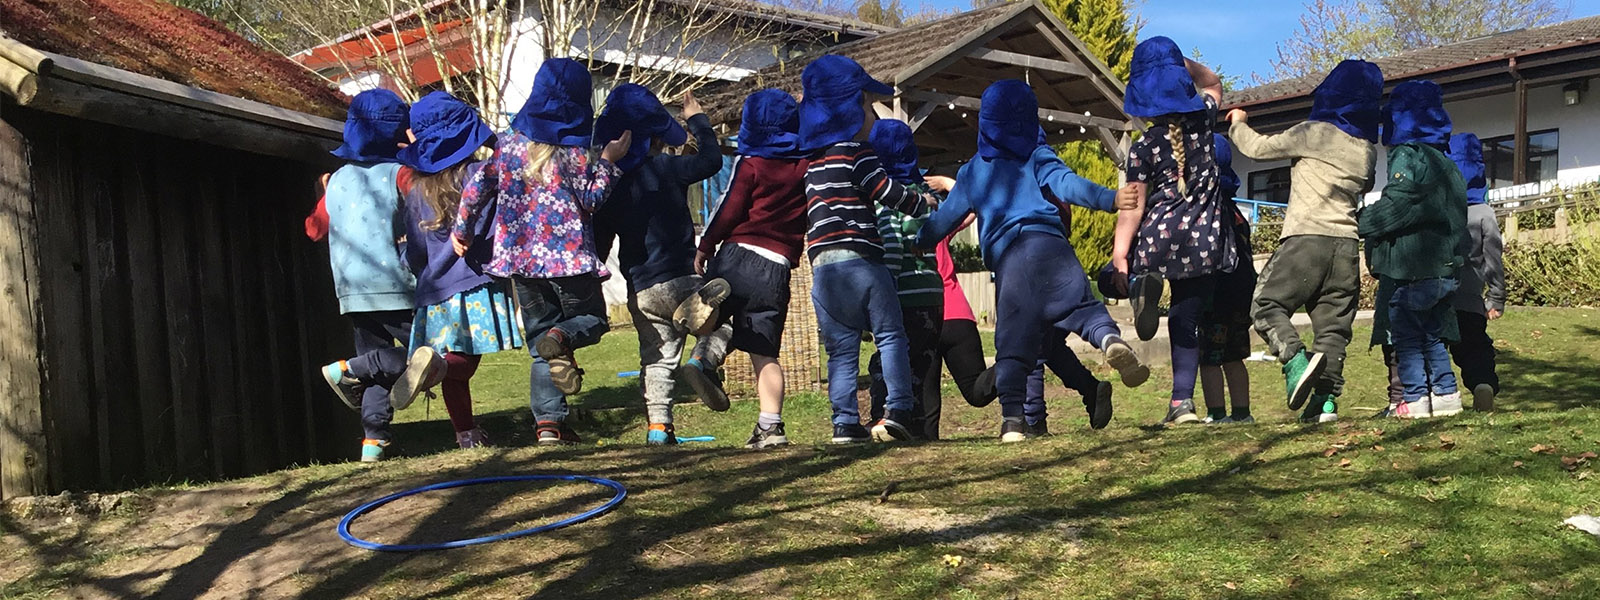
[534,333,568,360]
[1105,343,1150,388]
[547,356,583,396]
[1132,275,1163,341]
[390,347,446,410]
[676,278,732,336]
[1472,384,1495,412]
[677,363,730,412]
[1432,398,1463,417]
[1401,402,1433,419]
[1318,413,1338,423]
[968,367,998,407]
[747,436,790,449]
[1167,412,1201,425]
[871,419,913,442]
[360,455,382,463]
[1000,431,1028,443]
[1286,352,1327,411]
[1087,381,1113,430]
[322,365,360,412]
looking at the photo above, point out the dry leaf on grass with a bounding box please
[1224,581,1238,590]
[1513,460,1526,468]
[1338,458,1352,468]
[1531,444,1557,455]
[1323,447,1339,458]
[1439,436,1456,450]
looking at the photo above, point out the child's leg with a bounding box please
[547,274,611,349]
[856,266,917,428]
[751,354,785,417]
[1449,310,1499,394]
[1223,361,1250,412]
[1166,275,1218,402]
[1388,288,1432,405]
[902,305,944,439]
[1024,361,1047,425]
[993,243,1049,422]
[1419,307,1459,398]
[348,311,412,442]
[1306,240,1361,397]
[441,352,481,433]
[1383,345,1404,406]
[1041,340,1099,398]
[1199,365,1225,415]
[512,277,570,426]
[811,260,873,428]
[1251,237,1324,366]
[937,319,992,405]
[866,351,887,423]
[630,278,695,426]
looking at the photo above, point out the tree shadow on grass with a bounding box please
[1496,345,1600,412]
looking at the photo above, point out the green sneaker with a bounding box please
[1283,351,1327,411]
[1299,395,1339,424]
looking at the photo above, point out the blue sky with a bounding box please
[920,0,1600,86]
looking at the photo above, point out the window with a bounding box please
[1248,167,1291,204]
[1483,129,1559,187]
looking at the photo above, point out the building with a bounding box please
[1226,16,1600,205]
[1,0,354,499]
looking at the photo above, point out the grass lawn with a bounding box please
[2,308,1598,599]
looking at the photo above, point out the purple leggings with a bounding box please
[1168,275,1219,401]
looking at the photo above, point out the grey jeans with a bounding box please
[1251,235,1360,396]
[630,275,731,424]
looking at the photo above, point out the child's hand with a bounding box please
[694,249,711,276]
[451,233,470,257]
[1226,109,1248,124]
[318,172,331,192]
[1116,182,1145,210]
[602,130,634,163]
[682,90,703,120]
[923,175,955,193]
[1488,308,1503,320]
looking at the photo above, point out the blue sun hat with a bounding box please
[1124,36,1207,119]
[331,89,409,163]
[799,54,893,152]
[1214,133,1240,198]
[1382,80,1451,147]
[1309,59,1384,143]
[1449,133,1487,205]
[868,119,919,184]
[397,92,496,175]
[594,83,687,172]
[510,58,595,146]
[738,89,802,159]
[977,80,1040,161]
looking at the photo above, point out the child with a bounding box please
[455,58,632,444]
[1198,134,1256,424]
[1227,59,1382,423]
[1360,80,1467,419]
[864,119,945,440]
[589,84,728,445]
[1111,37,1235,426]
[917,79,1149,443]
[680,88,809,449]
[1447,133,1505,412]
[314,89,446,463]
[396,91,523,449]
[799,54,933,443]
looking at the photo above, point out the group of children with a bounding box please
[309,37,1506,460]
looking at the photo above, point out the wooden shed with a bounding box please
[0,0,356,499]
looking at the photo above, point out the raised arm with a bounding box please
[915,182,971,250]
[855,149,929,217]
[662,93,726,185]
[1033,147,1117,212]
[454,148,501,246]
[1228,113,1309,162]
[1187,58,1222,106]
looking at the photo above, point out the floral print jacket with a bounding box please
[456,132,619,279]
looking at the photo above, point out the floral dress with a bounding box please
[1124,96,1238,280]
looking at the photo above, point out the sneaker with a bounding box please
[675,278,732,336]
[831,423,871,444]
[390,346,448,410]
[1161,399,1200,425]
[1216,415,1256,425]
[536,421,581,445]
[1103,335,1150,388]
[1431,391,1463,417]
[1130,272,1164,341]
[1283,351,1327,411]
[1471,383,1496,412]
[745,422,789,449]
[1388,398,1433,419]
[1000,419,1029,443]
[677,359,730,412]
[871,410,914,442]
[536,331,584,395]
[969,367,998,407]
[646,423,678,446]
[1026,419,1050,438]
[321,361,362,412]
[455,428,490,449]
[1084,380,1113,430]
[360,438,388,463]
[1300,395,1339,423]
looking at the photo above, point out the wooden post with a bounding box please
[1513,61,1530,185]
[0,110,49,499]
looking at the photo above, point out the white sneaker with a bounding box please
[1431,392,1463,417]
[1399,398,1433,419]
[1471,384,1496,412]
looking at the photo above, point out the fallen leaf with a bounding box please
[1373,445,1386,452]
[1339,458,1353,468]
[1392,462,1402,470]
[1439,436,1457,451]
[1324,447,1339,458]
[1224,582,1238,590]
[1561,456,1587,471]
[1531,444,1557,455]
[1513,460,1526,468]
[1579,472,1592,481]
[1412,444,1427,452]
[1330,512,1343,519]
[1426,476,1452,485]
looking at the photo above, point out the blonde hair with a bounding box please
[412,163,467,231]
[1166,122,1189,197]
[524,141,559,184]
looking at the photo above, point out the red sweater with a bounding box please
[699,155,809,266]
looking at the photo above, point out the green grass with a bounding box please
[3,308,1599,599]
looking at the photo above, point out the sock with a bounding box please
[1100,333,1118,349]
[1207,406,1228,420]
[758,411,782,428]
[1230,405,1251,419]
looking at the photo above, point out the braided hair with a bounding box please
[1166,122,1188,197]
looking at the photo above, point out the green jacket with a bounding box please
[1359,143,1468,281]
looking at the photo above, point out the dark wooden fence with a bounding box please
[1,102,354,498]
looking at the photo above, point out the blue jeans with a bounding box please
[812,256,914,426]
[994,233,1120,419]
[1390,278,1459,402]
[513,275,610,423]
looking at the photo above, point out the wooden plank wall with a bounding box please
[1,104,353,496]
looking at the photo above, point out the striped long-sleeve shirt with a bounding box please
[877,182,943,308]
[804,141,930,263]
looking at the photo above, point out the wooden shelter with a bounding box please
[702,0,1136,166]
[0,0,355,499]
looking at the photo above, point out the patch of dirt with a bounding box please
[4,491,149,519]
[818,502,1083,554]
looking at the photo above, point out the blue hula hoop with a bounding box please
[337,475,627,552]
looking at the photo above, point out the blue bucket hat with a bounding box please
[799,55,893,152]
[511,58,595,146]
[1214,133,1240,199]
[1383,80,1451,147]
[332,89,409,163]
[1449,133,1487,205]
[1309,60,1384,143]
[869,119,919,184]
[977,80,1040,161]
[397,91,496,175]
[739,89,802,159]
[1124,36,1207,119]
[594,83,687,172]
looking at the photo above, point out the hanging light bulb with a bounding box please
[1079,126,1087,134]
[948,102,956,110]
[961,112,969,118]
[1047,114,1054,122]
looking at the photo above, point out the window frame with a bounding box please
[1481,128,1559,186]
[1247,166,1292,204]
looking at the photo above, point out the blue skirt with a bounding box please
[410,281,524,355]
